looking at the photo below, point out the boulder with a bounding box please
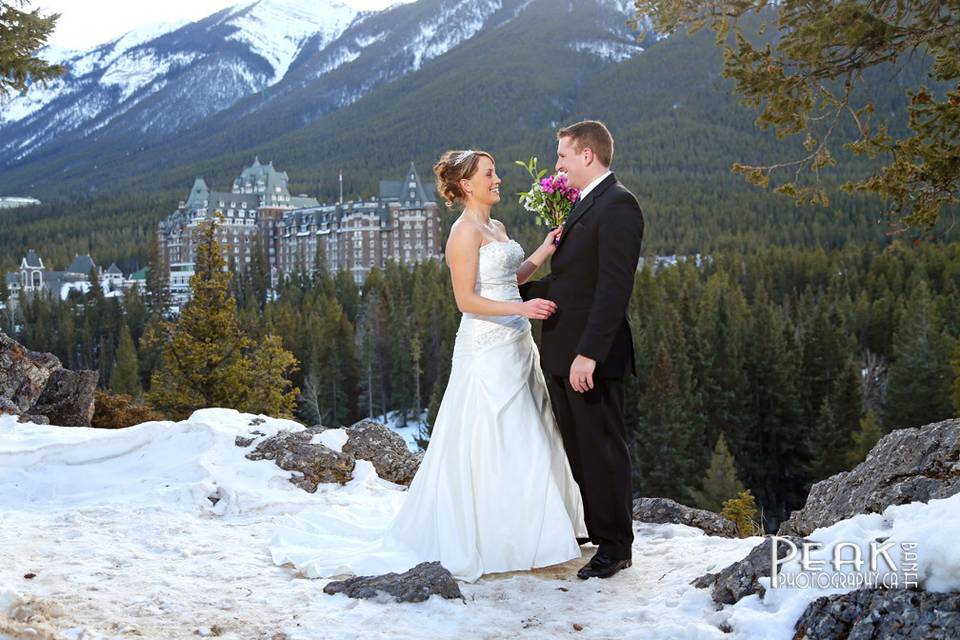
[245,426,355,491]
[793,588,960,640]
[632,497,738,538]
[779,418,960,537]
[323,561,463,603]
[0,331,98,426]
[693,536,806,605]
[0,332,61,412]
[342,419,423,486]
[29,368,98,427]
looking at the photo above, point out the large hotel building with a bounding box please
[157,158,441,302]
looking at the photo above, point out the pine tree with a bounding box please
[631,316,699,500]
[846,411,884,467]
[808,359,864,480]
[742,296,808,523]
[885,280,956,429]
[110,323,142,398]
[238,334,299,418]
[721,490,760,538]
[687,434,745,514]
[0,273,8,306]
[145,233,171,317]
[0,1,65,98]
[145,215,299,419]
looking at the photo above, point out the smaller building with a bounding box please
[4,252,117,307]
[0,197,41,209]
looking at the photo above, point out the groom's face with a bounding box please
[555,136,588,189]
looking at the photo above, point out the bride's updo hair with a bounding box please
[433,149,494,208]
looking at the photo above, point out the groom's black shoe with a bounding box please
[576,537,593,546]
[576,552,632,579]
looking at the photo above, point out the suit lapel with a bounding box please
[556,173,617,250]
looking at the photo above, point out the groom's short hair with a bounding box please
[557,120,614,167]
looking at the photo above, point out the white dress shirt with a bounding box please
[576,170,612,202]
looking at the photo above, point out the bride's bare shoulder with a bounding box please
[446,217,483,261]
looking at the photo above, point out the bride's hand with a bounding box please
[539,227,562,255]
[519,298,557,320]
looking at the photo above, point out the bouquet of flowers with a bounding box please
[516,157,580,229]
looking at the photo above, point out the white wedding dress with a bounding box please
[269,239,587,582]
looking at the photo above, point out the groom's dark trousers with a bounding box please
[519,173,644,562]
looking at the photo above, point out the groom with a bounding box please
[520,120,644,579]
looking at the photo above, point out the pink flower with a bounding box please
[541,177,555,194]
[565,188,579,202]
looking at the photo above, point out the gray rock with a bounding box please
[0,331,61,412]
[0,332,98,426]
[323,561,463,603]
[693,536,806,605]
[632,497,738,538]
[793,588,960,640]
[343,419,423,486]
[246,426,355,491]
[29,368,98,427]
[779,419,960,537]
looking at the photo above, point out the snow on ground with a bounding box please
[0,411,956,640]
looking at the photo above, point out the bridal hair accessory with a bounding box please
[453,150,477,165]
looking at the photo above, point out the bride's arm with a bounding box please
[447,223,556,320]
[516,226,561,285]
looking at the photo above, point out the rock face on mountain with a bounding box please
[0,331,98,426]
[778,418,960,537]
[632,497,738,538]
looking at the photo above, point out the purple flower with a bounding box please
[565,188,580,202]
[541,177,556,194]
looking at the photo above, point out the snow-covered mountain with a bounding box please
[0,0,645,193]
[0,0,368,163]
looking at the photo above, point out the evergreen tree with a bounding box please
[846,411,884,467]
[636,0,960,229]
[885,280,956,428]
[808,359,864,480]
[146,215,298,419]
[721,489,760,538]
[687,434,745,513]
[0,0,65,98]
[144,233,171,317]
[742,296,808,523]
[110,323,142,398]
[239,334,299,418]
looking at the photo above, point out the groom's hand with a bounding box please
[569,355,596,393]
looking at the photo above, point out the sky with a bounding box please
[35,0,403,50]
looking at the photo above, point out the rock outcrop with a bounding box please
[793,588,960,639]
[779,418,960,537]
[322,561,463,603]
[692,536,805,605]
[245,426,356,491]
[0,331,98,426]
[632,497,738,538]
[342,419,423,486]
[244,419,423,490]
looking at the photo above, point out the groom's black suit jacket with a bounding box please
[519,173,644,378]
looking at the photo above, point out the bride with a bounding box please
[270,150,586,582]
